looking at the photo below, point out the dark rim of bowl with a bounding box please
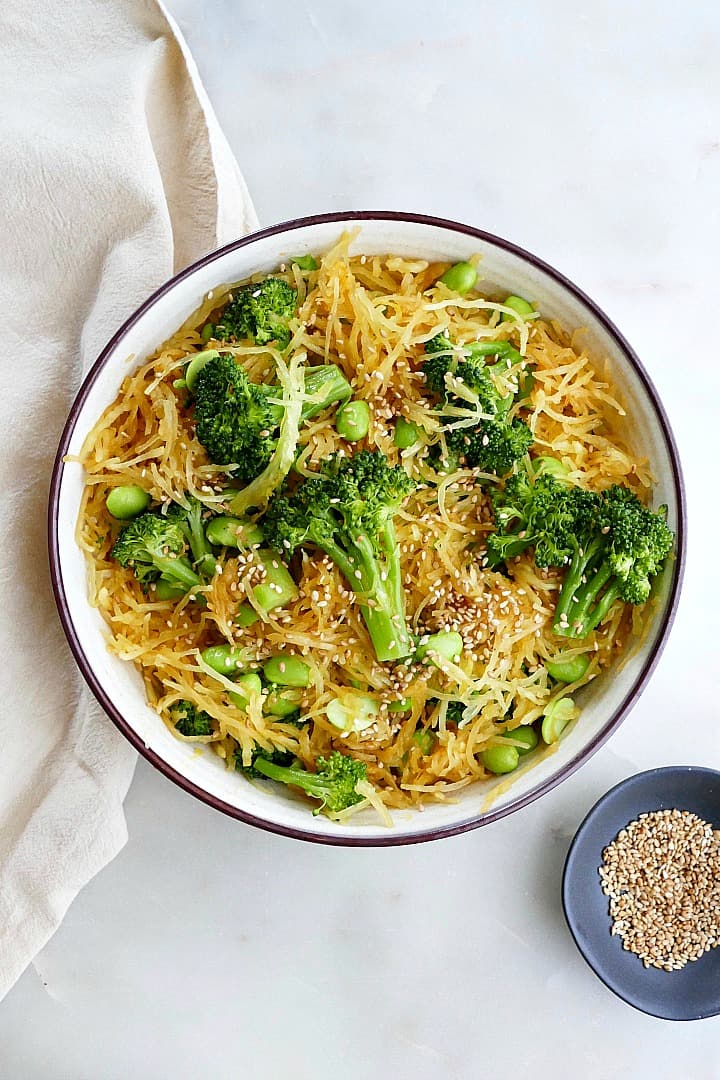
[561,766,720,1020]
[47,210,687,847]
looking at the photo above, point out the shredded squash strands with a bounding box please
[76,234,654,822]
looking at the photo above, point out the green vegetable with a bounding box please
[264,654,312,688]
[265,688,303,718]
[416,631,463,665]
[394,417,419,449]
[326,692,379,732]
[439,261,477,295]
[154,578,187,601]
[200,322,215,343]
[178,495,217,577]
[504,726,538,754]
[292,254,318,271]
[170,700,213,737]
[193,352,350,483]
[112,507,202,592]
[388,698,411,713]
[206,515,264,548]
[106,485,151,520]
[228,672,263,710]
[531,456,571,482]
[423,333,533,476]
[235,549,298,626]
[486,474,674,637]
[185,349,219,394]
[541,697,577,744]
[545,653,590,683]
[481,745,520,774]
[413,728,436,755]
[215,277,297,349]
[253,751,368,815]
[335,400,370,442]
[500,295,534,321]
[263,450,416,663]
[235,743,295,778]
[201,643,249,676]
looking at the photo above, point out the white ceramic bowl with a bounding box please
[49,212,685,845]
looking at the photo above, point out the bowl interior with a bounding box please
[51,214,683,844]
[562,767,720,1020]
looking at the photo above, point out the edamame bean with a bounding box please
[546,653,590,683]
[541,697,576,744]
[200,322,215,343]
[206,515,264,548]
[326,693,379,732]
[253,553,298,610]
[439,261,477,295]
[481,745,520,775]
[106,485,151,520]
[201,643,246,676]
[185,349,220,394]
[500,295,534,322]
[532,456,571,482]
[394,417,419,449]
[335,400,370,441]
[504,726,539,755]
[228,673,262,710]
[416,631,463,665]
[292,254,318,271]
[235,605,260,628]
[234,550,298,626]
[264,654,311,688]
[265,688,303,718]
[155,577,186,601]
[388,697,411,713]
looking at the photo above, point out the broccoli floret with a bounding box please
[112,507,202,592]
[215,278,297,348]
[486,475,674,638]
[170,700,213,737]
[553,485,674,638]
[193,353,351,481]
[486,472,592,569]
[263,450,416,662]
[445,700,466,725]
[194,353,278,479]
[423,333,532,475]
[252,750,368,815]
[234,743,295,778]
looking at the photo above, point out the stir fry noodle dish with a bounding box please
[75,236,674,824]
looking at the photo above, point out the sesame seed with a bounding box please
[599,809,720,971]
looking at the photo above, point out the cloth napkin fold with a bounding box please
[0,0,257,999]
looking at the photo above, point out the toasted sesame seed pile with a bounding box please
[600,809,720,971]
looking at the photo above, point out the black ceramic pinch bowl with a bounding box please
[562,766,720,1020]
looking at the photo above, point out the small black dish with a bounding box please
[562,766,720,1021]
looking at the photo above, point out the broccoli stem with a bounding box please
[152,556,202,591]
[183,501,216,577]
[316,530,412,662]
[263,364,351,427]
[253,758,329,798]
[553,538,620,638]
[301,365,352,419]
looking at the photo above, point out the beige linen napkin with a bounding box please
[0,0,257,998]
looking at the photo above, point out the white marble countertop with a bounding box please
[3,2,720,1076]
